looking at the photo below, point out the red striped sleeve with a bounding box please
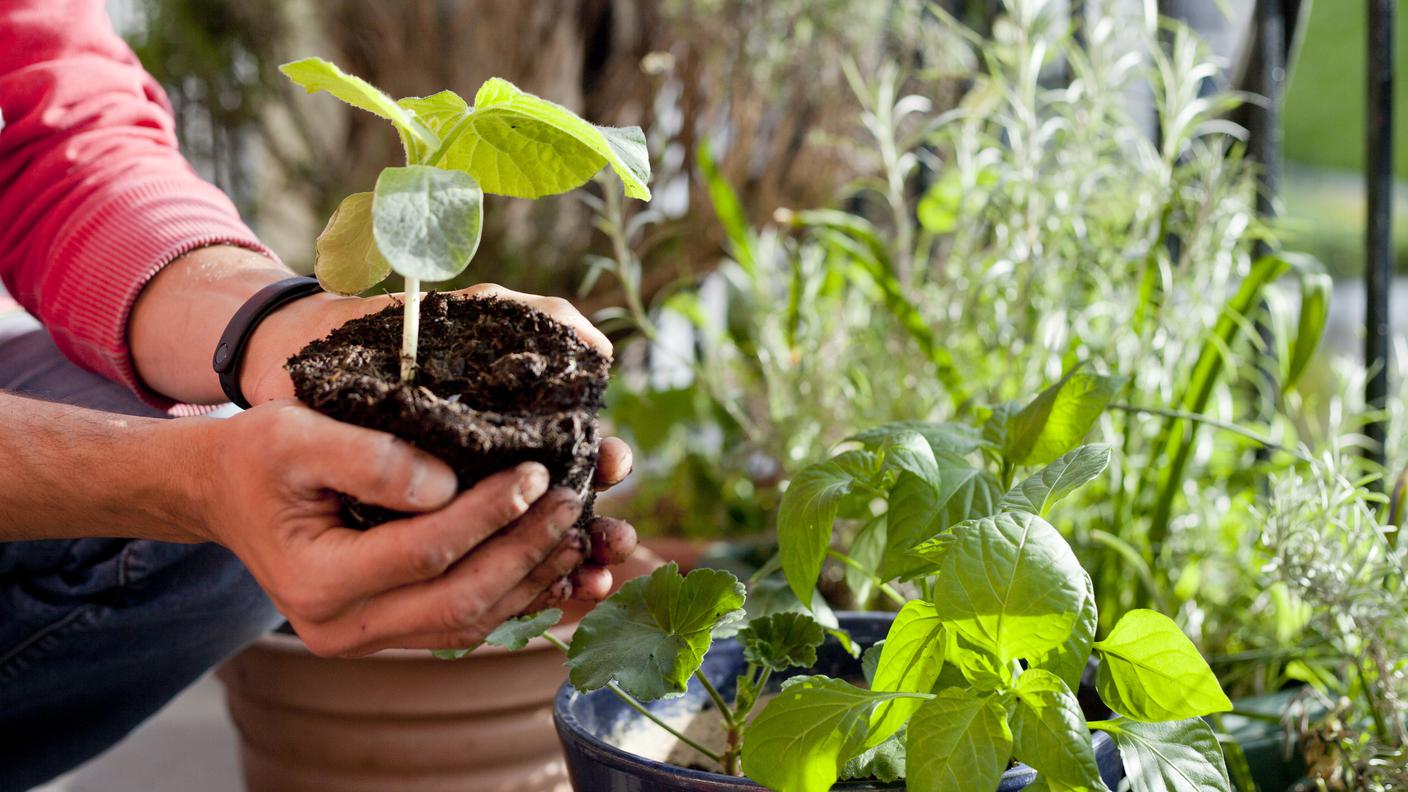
[0,0,278,413]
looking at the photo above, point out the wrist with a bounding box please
[241,291,396,405]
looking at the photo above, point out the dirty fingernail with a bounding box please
[515,462,550,507]
[409,462,457,508]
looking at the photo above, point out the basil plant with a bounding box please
[280,58,651,381]
[488,369,1235,791]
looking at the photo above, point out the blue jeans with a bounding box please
[0,311,283,790]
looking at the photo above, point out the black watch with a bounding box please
[211,276,323,408]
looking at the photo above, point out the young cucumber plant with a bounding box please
[279,58,651,381]
[492,368,1236,791]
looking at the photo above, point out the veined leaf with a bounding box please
[848,421,987,456]
[437,77,651,200]
[372,165,483,281]
[943,628,1010,691]
[841,729,906,782]
[882,454,1000,580]
[314,192,391,295]
[742,676,915,792]
[738,612,826,672]
[1005,371,1123,467]
[905,689,1013,792]
[565,563,744,700]
[778,450,879,606]
[1002,445,1112,517]
[485,608,563,650]
[1011,669,1109,791]
[1091,718,1231,792]
[846,515,886,603]
[399,90,470,136]
[280,57,434,149]
[868,601,946,745]
[879,431,941,485]
[1093,610,1231,721]
[1029,571,1097,690]
[934,512,1086,665]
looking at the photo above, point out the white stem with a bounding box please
[401,277,421,383]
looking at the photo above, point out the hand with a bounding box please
[185,400,609,657]
[239,280,637,608]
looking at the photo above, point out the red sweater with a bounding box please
[0,0,276,412]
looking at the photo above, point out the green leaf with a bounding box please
[943,629,1010,690]
[738,612,826,672]
[917,167,962,234]
[1001,445,1111,517]
[484,608,563,650]
[882,455,1000,580]
[846,515,886,604]
[372,165,484,281]
[742,676,913,792]
[1005,371,1123,467]
[1030,571,1097,690]
[398,90,470,136]
[565,563,745,700]
[868,601,946,744]
[1093,610,1231,721]
[934,512,1087,665]
[905,689,1013,792]
[1092,718,1231,792]
[437,77,651,200]
[849,421,987,456]
[280,57,433,148]
[982,402,1019,453]
[778,450,878,606]
[313,192,392,295]
[1011,669,1109,791]
[878,431,941,485]
[1282,252,1330,390]
[841,729,906,782]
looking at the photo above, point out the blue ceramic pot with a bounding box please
[554,612,1126,791]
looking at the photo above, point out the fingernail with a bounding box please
[548,577,573,603]
[552,496,583,532]
[409,463,457,508]
[515,462,550,506]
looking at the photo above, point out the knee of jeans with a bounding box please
[127,541,283,656]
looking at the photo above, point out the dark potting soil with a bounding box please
[286,292,610,528]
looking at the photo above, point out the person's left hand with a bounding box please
[240,281,637,606]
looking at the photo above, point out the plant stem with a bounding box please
[826,549,907,608]
[694,669,736,727]
[542,634,724,764]
[401,277,420,382]
[1109,402,1311,464]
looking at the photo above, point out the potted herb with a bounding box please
[218,58,653,791]
[492,372,1237,790]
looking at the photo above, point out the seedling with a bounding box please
[280,58,651,381]
[496,370,1235,790]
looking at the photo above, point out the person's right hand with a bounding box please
[183,400,592,657]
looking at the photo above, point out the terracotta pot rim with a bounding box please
[250,620,579,660]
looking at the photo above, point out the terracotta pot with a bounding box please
[220,549,663,792]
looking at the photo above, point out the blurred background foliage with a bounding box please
[112,1,1408,777]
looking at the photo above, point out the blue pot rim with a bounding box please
[551,611,1117,789]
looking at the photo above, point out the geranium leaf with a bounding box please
[738,612,826,672]
[565,563,745,700]
[485,608,563,650]
[1093,610,1232,721]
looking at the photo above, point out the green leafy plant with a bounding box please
[494,392,1233,790]
[280,57,651,381]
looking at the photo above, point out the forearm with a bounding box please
[0,393,207,542]
[129,245,389,405]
